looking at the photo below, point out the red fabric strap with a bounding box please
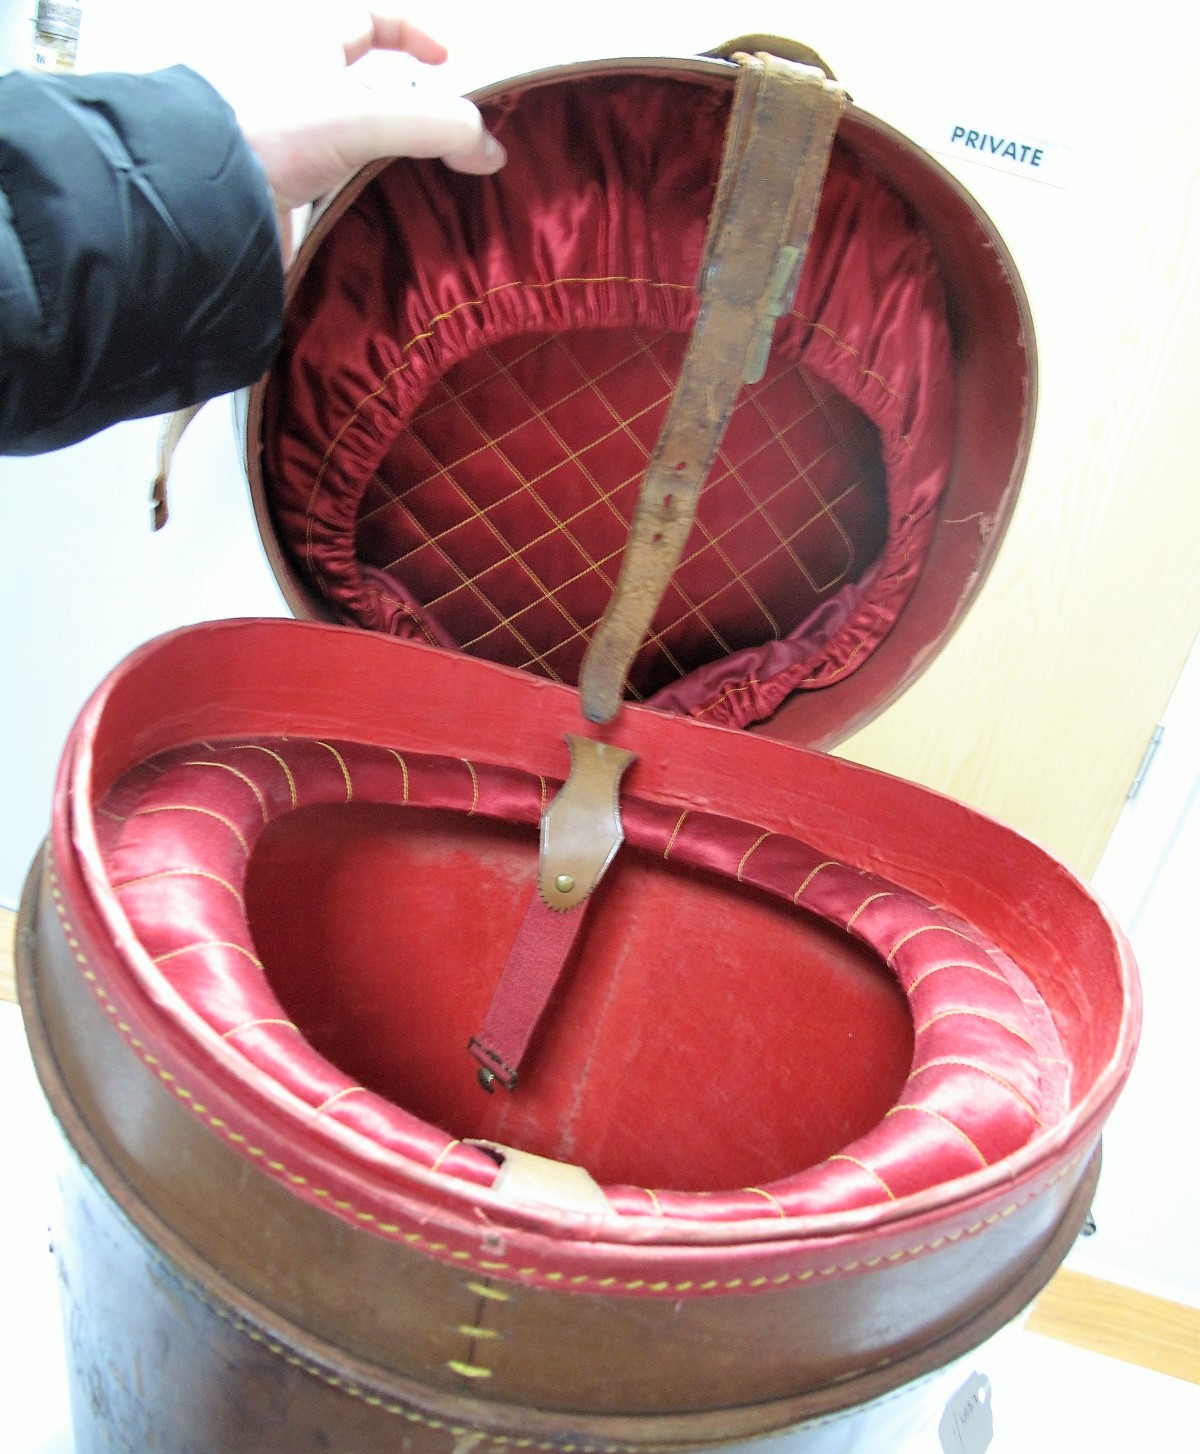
[469,895,589,1090]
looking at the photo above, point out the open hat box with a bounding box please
[16,39,1140,1454]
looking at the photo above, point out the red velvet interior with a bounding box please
[244,804,912,1192]
[262,72,956,729]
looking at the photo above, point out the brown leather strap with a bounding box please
[537,735,637,911]
[150,403,204,530]
[703,35,839,81]
[469,735,636,1090]
[577,53,845,724]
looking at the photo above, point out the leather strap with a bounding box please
[150,403,204,530]
[469,735,636,1090]
[577,53,845,724]
[538,735,636,911]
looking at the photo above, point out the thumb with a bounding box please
[349,88,507,174]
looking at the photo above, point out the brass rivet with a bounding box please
[554,873,575,895]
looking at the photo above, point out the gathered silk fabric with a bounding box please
[263,74,956,728]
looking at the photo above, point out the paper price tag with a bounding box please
[939,1372,994,1453]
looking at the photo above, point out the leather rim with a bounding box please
[18,846,1102,1449]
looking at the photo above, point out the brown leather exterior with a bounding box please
[20,847,1103,1448]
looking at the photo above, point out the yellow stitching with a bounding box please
[129,804,250,855]
[367,587,445,647]
[736,832,773,882]
[860,367,902,402]
[222,1018,299,1039]
[693,677,760,720]
[648,471,866,630]
[915,1008,1037,1052]
[457,1325,501,1340]
[314,275,692,562]
[798,602,884,687]
[792,860,842,900]
[446,1360,493,1379]
[641,1188,664,1216]
[316,741,353,803]
[46,845,1076,1300]
[906,959,1010,995]
[461,409,870,683]
[845,891,894,930]
[183,761,270,823]
[886,923,980,967]
[311,1086,368,1118]
[387,749,410,804]
[369,471,568,684]
[640,344,785,636]
[663,811,689,861]
[470,335,697,679]
[461,759,480,815]
[430,1139,462,1173]
[637,346,785,636]
[461,347,868,674]
[155,941,264,969]
[741,385,856,593]
[467,1282,512,1302]
[909,1058,1042,1125]
[111,868,244,907]
[826,1155,897,1200]
[885,1104,988,1165]
[742,1186,788,1218]
[232,744,297,809]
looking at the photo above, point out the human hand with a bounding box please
[221,6,506,260]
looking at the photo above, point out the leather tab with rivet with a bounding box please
[538,735,637,911]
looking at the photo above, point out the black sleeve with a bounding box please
[0,65,284,455]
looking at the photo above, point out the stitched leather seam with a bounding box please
[52,851,1069,1296]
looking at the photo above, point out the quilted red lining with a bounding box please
[262,73,955,727]
[93,735,1067,1221]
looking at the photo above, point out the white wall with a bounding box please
[1068,633,1200,1305]
[0,2,32,71]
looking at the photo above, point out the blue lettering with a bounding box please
[951,126,1049,171]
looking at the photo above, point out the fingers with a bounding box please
[341,10,449,68]
[357,90,506,173]
[248,82,506,221]
[442,130,508,175]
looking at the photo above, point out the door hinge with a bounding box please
[1127,724,1164,800]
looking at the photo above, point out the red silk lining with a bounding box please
[93,735,1066,1221]
[262,74,955,728]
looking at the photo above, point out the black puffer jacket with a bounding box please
[0,65,282,454]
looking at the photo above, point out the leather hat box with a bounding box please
[16,40,1140,1454]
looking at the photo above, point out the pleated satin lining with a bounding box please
[94,736,1068,1221]
[262,73,956,728]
